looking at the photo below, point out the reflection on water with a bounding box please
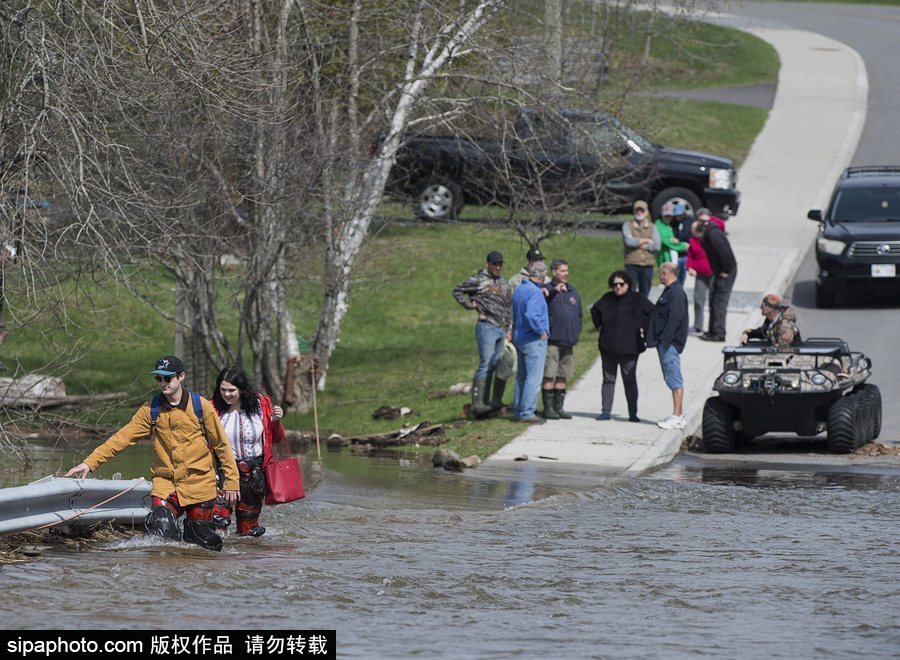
[654,453,900,492]
[1,440,899,657]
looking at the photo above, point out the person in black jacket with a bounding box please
[700,219,737,342]
[589,270,654,422]
[647,263,690,430]
[540,259,582,420]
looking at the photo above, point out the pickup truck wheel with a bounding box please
[651,187,701,219]
[701,397,737,453]
[413,176,464,221]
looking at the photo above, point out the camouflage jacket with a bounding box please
[746,305,800,349]
[452,269,512,330]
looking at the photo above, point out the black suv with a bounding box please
[809,166,900,307]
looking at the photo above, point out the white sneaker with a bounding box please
[657,415,686,430]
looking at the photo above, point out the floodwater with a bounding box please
[1,441,899,658]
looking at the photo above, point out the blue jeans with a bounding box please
[475,321,506,381]
[513,338,548,419]
[625,264,653,297]
[677,255,687,285]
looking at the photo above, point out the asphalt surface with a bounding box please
[726,1,900,166]
[719,1,900,444]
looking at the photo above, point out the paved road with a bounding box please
[723,1,900,443]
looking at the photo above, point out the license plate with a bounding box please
[872,264,896,278]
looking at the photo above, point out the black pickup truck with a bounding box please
[385,108,741,221]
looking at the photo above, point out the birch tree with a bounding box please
[294,0,508,407]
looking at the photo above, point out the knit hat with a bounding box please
[762,293,782,308]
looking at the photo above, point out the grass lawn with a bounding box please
[289,223,623,459]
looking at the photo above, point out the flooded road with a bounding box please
[1,443,899,658]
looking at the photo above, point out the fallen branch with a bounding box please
[346,422,446,447]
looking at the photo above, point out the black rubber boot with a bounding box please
[554,390,572,419]
[471,378,491,417]
[541,389,560,419]
[183,518,224,552]
[144,506,181,541]
[489,377,507,411]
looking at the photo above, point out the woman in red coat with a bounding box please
[211,366,285,536]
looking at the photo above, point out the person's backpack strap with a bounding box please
[148,391,211,452]
[190,391,213,452]
[149,393,162,443]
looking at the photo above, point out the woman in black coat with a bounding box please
[590,270,655,422]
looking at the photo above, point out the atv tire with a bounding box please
[826,395,864,453]
[701,397,738,453]
[860,384,882,440]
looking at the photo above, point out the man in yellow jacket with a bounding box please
[66,355,240,551]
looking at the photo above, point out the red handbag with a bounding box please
[264,445,306,505]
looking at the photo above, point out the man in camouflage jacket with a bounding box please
[452,251,512,416]
[740,293,801,349]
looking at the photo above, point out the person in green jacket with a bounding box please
[655,202,688,272]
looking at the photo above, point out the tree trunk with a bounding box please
[292,0,505,411]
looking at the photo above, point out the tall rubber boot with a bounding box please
[489,377,507,411]
[471,378,491,417]
[182,499,224,551]
[183,518,224,551]
[211,494,232,530]
[541,389,560,419]
[554,389,572,419]
[144,505,181,541]
[236,503,266,537]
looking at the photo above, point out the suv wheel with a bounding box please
[701,397,738,453]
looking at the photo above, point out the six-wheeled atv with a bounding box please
[701,338,881,453]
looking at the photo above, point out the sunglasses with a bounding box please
[154,374,175,383]
[634,209,646,214]
[612,281,627,288]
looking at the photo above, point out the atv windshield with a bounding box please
[830,186,900,222]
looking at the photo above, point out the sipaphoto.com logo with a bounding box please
[6,636,141,658]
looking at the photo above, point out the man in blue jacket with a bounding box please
[512,261,550,424]
[646,262,689,430]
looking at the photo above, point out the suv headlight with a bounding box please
[722,371,740,385]
[817,238,846,256]
[709,168,733,190]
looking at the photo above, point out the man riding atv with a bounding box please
[740,293,800,349]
